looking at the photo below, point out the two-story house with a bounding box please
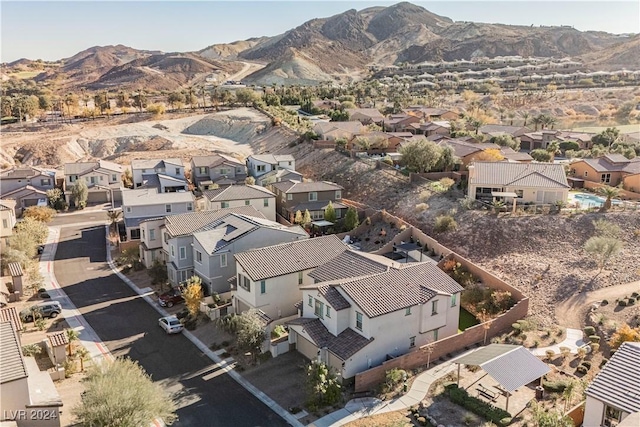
[130,158,188,192]
[190,154,247,189]
[139,206,264,269]
[63,160,123,205]
[190,214,308,295]
[0,166,56,215]
[0,200,17,250]
[570,154,640,193]
[583,341,640,427]
[255,168,303,187]
[202,185,276,221]
[288,256,463,379]
[233,235,348,320]
[121,188,195,241]
[270,180,347,223]
[246,154,296,180]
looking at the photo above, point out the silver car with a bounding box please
[158,315,184,334]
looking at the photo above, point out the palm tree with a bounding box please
[598,186,620,210]
[543,115,557,130]
[519,111,530,127]
[507,111,516,126]
[66,328,80,356]
[532,114,545,131]
[75,347,90,372]
[106,209,122,234]
[546,141,560,163]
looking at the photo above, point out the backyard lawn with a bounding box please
[458,308,479,332]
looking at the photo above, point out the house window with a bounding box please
[196,251,202,263]
[171,246,175,257]
[314,299,324,318]
[326,306,331,318]
[198,167,206,175]
[220,168,228,174]
[236,167,243,173]
[336,209,342,219]
[260,280,266,294]
[90,176,97,184]
[245,200,250,206]
[288,161,292,166]
[221,202,229,208]
[187,203,193,212]
[166,204,172,213]
[431,300,438,316]
[70,175,77,182]
[603,405,622,426]
[263,198,269,207]
[515,190,523,198]
[287,193,293,201]
[164,233,169,244]
[601,173,611,183]
[298,271,303,285]
[179,247,187,260]
[257,165,265,172]
[141,229,146,240]
[308,192,317,201]
[220,253,227,267]
[242,276,251,292]
[308,295,313,307]
[142,169,147,173]
[112,174,117,182]
[100,175,104,181]
[149,229,155,241]
[126,207,131,213]
[2,219,7,228]
[451,293,457,307]
[584,171,588,177]
[356,312,363,331]
[405,307,411,316]
[175,168,180,175]
[130,229,141,240]
[410,336,416,348]
[41,178,51,186]
[433,329,439,341]
[335,190,341,199]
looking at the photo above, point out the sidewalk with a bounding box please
[530,328,586,356]
[310,359,459,427]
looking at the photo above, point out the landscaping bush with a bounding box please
[445,384,511,426]
[591,343,600,353]
[384,368,407,392]
[628,298,636,306]
[589,335,601,343]
[416,416,427,426]
[517,318,537,332]
[584,326,596,336]
[543,380,568,393]
[434,215,457,233]
[619,299,628,307]
[601,299,609,306]
[576,365,589,374]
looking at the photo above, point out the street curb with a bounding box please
[104,226,303,427]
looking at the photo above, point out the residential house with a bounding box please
[130,158,188,192]
[233,235,348,320]
[383,114,421,132]
[289,256,463,379]
[270,180,347,223]
[121,188,195,240]
[583,342,640,427]
[202,185,276,221]
[246,154,296,180]
[436,139,532,170]
[478,124,531,139]
[468,162,570,203]
[420,121,451,138]
[139,205,264,272]
[255,168,303,187]
[0,167,56,215]
[405,107,459,121]
[190,154,247,189]
[347,108,385,125]
[312,99,341,111]
[569,154,640,192]
[63,160,123,205]
[189,214,308,294]
[1,200,17,251]
[0,321,63,427]
[313,122,365,141]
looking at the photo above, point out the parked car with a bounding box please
[158,288,184,308]
[158,315,184,334]
[20,301,62,322]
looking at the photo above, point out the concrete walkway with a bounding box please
[530,328,586,357]
[310,360,459,427]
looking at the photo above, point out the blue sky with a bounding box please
[2,1,638,62]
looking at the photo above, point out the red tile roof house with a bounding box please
[288,250,463,379]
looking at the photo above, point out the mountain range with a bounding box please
[5,2,639,91]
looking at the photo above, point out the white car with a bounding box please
[158,315,184,334]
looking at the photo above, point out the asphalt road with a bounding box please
[53,222,289,427]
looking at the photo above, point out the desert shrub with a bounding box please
[543,380,568,393]
[445,384,511,426]
[545,350,555,361]
[584,326,596,336]
[512,323,522,334]
[434,215,457,233]
[618,299,628,307]
[517,318,537,332]
[591,343,600,353]
[384,368,407,392]
[589,335,600,343]
[439,177,455,190]
[576,365,588,374]
[601,299,609,306]
[22,343,43,357]
[628,298,636,306]
[415,203,429,213]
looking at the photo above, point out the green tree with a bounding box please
[399,139,443,173]
[38,94,52,111]
[181,276,203,319]
[302,210,312,227]
[344,207,359,231]
[106,209,122,233]
[530,149,553,162]
[244,176,256,185]
[235,88,258,107]
[133,90,147,112]
[306,360,341,410]
[236,309,266,360]
[546,141,560,163]
[23,206,56,223]
[592,127,620,147]
[490,134,521,151]
[116,91,130,108]
[46,188,64,209]
[324,201,336,223]
[72,358,177,427]
[93,92,109,113]
[66,329,80,356]
[64,92,79,117]
[71,179,89,208]
[294,210,303,225]
[167,91,185,109]
[435,145,459,171]
[598,185,619,210]
[584,236,622,272]
[148,261,168,288]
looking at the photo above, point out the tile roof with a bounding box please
[309,250,389,282]
[470,162,569,188]
[288,317,372,360]
[249,154,295,164]
[121,188,194,207]
[317,286,351,310]
[579,156,640,174]
[347,108,385,120]
[234,235,348,281]
[131,158,183,169]
[479,124,531,135]
[334,262,464,318]
[0,166,52,180]
[191,154,245,168]
[314,121,364,135]
[0,307,22,333]
[500,148,534,162]
[0,321,28,384]
[271,180,343,194]
[47,331,69,347]
[586,341,640,414]
[163,206,265,236]
[203,184,275,202]
[1,185,48,199]
[64,160,122,176]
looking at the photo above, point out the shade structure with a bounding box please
[311,220,334,227]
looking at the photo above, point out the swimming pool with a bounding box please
[572,193,621,208]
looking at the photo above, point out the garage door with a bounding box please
[296,335,318,361]
[87,190,108,203]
